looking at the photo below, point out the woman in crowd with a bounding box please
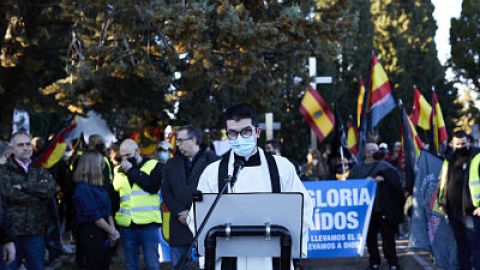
[302,149,326,181]
[73,151,119,270]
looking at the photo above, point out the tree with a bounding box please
[40,0,347,143]
[0,0,72,138]
[450,0,480,92]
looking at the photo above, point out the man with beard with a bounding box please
[114,139,163,270]
[438,130,480,270]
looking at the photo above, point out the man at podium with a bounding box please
[190,103,313,270]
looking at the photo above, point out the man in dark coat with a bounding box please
[162,124,218,269]
[348,143,405,270]
[0,191,16,266]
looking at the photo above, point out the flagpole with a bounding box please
[339,145,346,180]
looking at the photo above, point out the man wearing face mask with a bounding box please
[438,130,480,270]
[162,125,218,269]
[113,138,163,270]
[157,140,173,164]
[190,103,313,270]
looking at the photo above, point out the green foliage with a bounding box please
[0,0,464,159]
[450,0,480,89]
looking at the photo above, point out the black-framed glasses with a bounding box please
[176,137,193,145]
[226,127,255,140]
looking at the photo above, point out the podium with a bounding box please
[193,193,304,269]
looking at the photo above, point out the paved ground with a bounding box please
[48,239,444,270]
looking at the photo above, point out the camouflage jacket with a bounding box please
[0,159,56,236]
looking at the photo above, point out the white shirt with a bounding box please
[189,148,313,270]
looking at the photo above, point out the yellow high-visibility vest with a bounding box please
[439,153,480,208]
[113,159,162,226]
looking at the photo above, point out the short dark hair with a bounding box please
[467,134,475,143]
[266,139,281,151]
[10,131,30,144]
[178,124,203,145]
[88,134,104,150]
[224,103,259,128]
[453,130,467,139]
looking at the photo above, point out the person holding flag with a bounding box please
[357,53,396,159]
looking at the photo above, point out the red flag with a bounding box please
[357,77,365,128]
[130,126,161,157]
[367,53,396,128]
[347,117,359,155]
[410,86,432,130]
[432,91,448,152]
[402,108,424,158]
[300,86,335,142]
[36,116,77,168]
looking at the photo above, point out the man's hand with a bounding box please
[2,242,15,265]
[178,210,189,226]
[374,175,385,183]
[121,159,133,172]
[473,207,480,217]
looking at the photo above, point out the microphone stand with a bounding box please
[176,175,236,270]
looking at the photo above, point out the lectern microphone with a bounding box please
[230,160,245,186]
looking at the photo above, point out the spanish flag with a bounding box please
[300,86,335,142]
[401,106,423,196]
[36,116,77,168]
[347,117,359,155]
[410,85,432,130]
[432,91,448,153]
[168,132,176,155]
[402,107,424,158]
[357,77,365,128]
[130,126,161,157]
[368,53,396,129]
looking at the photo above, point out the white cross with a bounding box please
[308,57,333,150]
[260,112,281,140]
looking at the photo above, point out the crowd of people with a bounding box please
[0,103,478,270]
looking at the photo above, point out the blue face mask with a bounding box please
[228,136,256,157]
[159,152,170,161]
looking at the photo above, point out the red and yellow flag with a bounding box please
[168,132,176,155]
[347,118,359,155]
[432,91,448,152]
[410,86,432,130]
[130,126,161,157]
[300,86,335,142]
[368,53,396,128]
[36,116,77,168]
[357,77,365,128]
[402,108,423,158]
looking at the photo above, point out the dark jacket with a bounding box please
[161,149,219,246]
[349,161,405,224]
[0,159,56,235]
[0,191,16,244]
[439,148,480,214]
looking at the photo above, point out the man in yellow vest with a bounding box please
[438,130,480,270]
[114,139,163,270]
